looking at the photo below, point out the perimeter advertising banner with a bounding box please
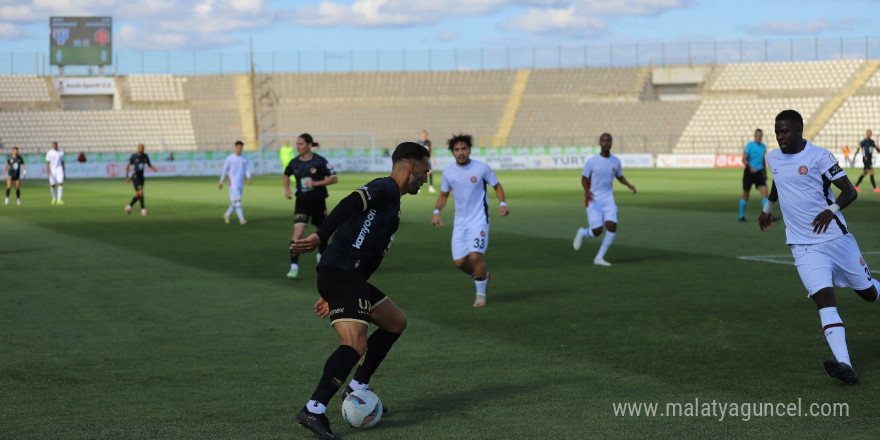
[50,16,112,66]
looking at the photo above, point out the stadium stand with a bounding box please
[708,60,863,91]
[0,109,196,153]
[126,74,186,101]
[814,95,880,149]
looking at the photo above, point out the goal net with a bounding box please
[256,132,376,175]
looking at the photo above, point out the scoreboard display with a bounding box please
[50,17,112,66]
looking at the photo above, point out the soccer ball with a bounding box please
[341,389,383,429]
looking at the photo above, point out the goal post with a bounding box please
[256,132,376,175]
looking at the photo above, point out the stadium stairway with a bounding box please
[234,74,258,150]
[804,60,880,140]
[492,69,531,147]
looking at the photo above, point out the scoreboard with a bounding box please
[50,17,112,66]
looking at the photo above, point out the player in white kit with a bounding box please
[219,141,252,225]
[45,142,65,205]
[572,133,637,266]
[432,134,508,307]
[759,110,880,385]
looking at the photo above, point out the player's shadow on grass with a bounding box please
[362,381,539,431]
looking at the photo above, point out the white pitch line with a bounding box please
[738,251,880,274]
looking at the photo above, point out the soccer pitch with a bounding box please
[2,168,879,439]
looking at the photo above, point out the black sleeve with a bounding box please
[145,155,152,167]
[316,191,365,244]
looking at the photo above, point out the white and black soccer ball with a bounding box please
[341,389,383,429]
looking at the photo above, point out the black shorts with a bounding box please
[132,175,145,192]
[7,173,21,182]
[742,168,767,191]
[294,198,327,226]
[863,157,873,171]
[317,266,388,326]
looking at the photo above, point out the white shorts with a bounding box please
[49,168,64,185]
[586,195,618,230]
[451,223,489,260]
[228,184,243,202]
[791,233,874,297]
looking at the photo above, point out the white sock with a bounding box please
[872,279,880,301]
[57,186,63,200]
[306,400,327,415]
[290,263,298,271]
[50,186,55,200]
[819,307,851,365]
[596,231,616,260]
[224,204,234,217]
[348,379,368,391]
[579,227,595,238]
[234,202,244,220]
[475,278,487,295]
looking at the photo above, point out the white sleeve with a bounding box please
[581,158,591,178]
[245,157,252,179]
[820,150,846,181]
[440,168,451,192]
[219,157,230,183]
[484,164,499,187]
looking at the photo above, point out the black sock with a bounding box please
[130,196,139,206]
[16,188,20,198]
[291,252,300,264]
[429,173,434,186]
[871,175,876,189]
[856,175,865,186]
[139,196,145,209]
[311,345,361,405]
[352,329,402,385]
[5,188,9,197]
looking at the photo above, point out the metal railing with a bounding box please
[1,36,878,76]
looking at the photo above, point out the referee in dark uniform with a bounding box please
[125,143,157,216]
[853,129,880,193]
[283,134,338,278]
[291,142,430,440]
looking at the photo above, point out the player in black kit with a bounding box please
[125,143,158,216]
[283,134,338,278]
[290,142,430,440]
[3,147,26,205]
[853,129,880,193]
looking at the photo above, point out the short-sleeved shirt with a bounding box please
[317,177,401,280]
[284,153,336,201]
[582,154,623,198]
[128,153,153,178]
[220,154,251,186]
[6,156,24,178]
[46,149,64,171]
[743,142,767,171]
[859,138,876,160]
[441,159,499,226]
[767,140,848,245]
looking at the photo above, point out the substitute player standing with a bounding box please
[125,143,158,216]
[290,142,431,440]
[45,142,65,205]
[431,134,508,307]
[738,128,769,222]
[572,133,636,266]
[852,129,880,193]
[283,134,338,278]
[4,147,26,205]
[759,110,880,385]
[219,140,252,225]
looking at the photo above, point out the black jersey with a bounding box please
[860,138,877,160]
[128,153,153,178]
[284,153,336,201]
[6,155,24,179]
[317,177,401,280]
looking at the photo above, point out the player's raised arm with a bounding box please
[290,189,366,253]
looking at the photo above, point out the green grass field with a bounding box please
[2,169,880,439]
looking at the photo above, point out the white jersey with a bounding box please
[441,159,499,225]
[220,154,251,186]
[582,153,623,199]
[767,140,848,245]
[46,149,64,171]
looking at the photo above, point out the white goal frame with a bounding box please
[256,132,376,175]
